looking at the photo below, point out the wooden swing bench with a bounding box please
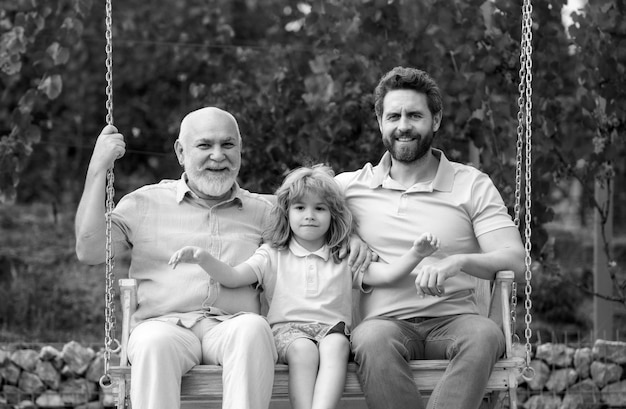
[107,271,524,409]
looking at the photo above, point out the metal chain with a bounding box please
[100,0,118,389]
[511,0,528,336]
[105,0,114,126]
[520,0,535,380]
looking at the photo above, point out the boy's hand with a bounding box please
[412,232,440,258]
[169,246,204,269]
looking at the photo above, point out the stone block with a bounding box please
[560,379,601,409]
[590,361,622,388]
[592,339,626,364]
[10,350,38,372]
[573,347,591,379]
[0,362,21,385]
[601,380,626,407]
[545,368,577,393]
[35,360,61,390]
[35,391,64,408]
[535,343,574,367]
[17,372,45,395]
[61,341,96,376]
[523,394,562,409]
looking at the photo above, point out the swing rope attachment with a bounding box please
[512,0,535,382]
[100,0,120,389]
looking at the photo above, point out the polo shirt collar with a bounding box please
[370,148,455,192]
[176,173,243,206]
[288,238,331,261]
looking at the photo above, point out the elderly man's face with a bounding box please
[175,110,242,199]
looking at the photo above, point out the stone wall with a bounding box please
[0,341,112,409]
[1,339,626,408]
[518,339,626,409]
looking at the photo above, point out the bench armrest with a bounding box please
[494,271,515,359]
[118,278,137,367]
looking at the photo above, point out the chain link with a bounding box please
[101,0,117,388]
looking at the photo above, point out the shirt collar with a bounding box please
[370,148,454,192]
[288,238,331,261]
[176,173,243,206]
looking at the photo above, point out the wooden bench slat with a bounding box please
[109,358,523,402]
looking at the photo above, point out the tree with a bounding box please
[0,0,93,205]
[551,1,626,307]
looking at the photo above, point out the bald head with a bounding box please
[179,107,241,144]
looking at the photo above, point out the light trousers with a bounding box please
[128,313,277,409]
[351,314,505,409]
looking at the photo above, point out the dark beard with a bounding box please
[384,130,433,163]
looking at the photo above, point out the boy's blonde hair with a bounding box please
[264,164,353,260]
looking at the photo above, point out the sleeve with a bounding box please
[242,243,275,290]
[471,172,516,238]
[334,171,355,192]
[352,264,373,293]
[110,192,146,253]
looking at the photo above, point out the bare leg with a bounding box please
[286,338,320,409]
[312,333,350,409]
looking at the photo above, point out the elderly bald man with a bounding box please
[75,107,277,409]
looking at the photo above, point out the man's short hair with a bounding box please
[374,67,443,118]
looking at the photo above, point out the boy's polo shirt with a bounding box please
[244,240,355,330]
[112,174,272,329]
[335,149,515,320]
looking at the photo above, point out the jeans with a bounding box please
[350,314,505,409]
[128,313,277,409]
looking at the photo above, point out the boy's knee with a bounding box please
[287,338,319,365]
[320,334,350,357]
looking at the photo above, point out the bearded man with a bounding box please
[75,107,277,409]
[334,67,526,409]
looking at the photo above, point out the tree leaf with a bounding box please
[74,0,93,18]
[18,89,38,114]
[24,125,41,144]
[46,42,70,65]
[38,74,63,100]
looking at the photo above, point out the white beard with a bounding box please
[188,169,237,198]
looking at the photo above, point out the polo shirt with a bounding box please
[334,149,515,320]
[111,174,273,329]
[244,240,356,330]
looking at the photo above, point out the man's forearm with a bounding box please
[453,249,526,282]
[75,167,108,264]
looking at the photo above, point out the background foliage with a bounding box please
[1,0,624,342]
